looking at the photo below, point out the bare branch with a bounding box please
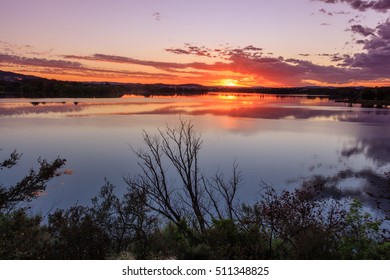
[126,119,240,236]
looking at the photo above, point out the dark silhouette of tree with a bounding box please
[0,150,66,212]
[48,206,109,259]
[0,150,66,259]
[90,179,157,258]
[0,209,48,259]
[1,125,389,260]
[125,119,241,238]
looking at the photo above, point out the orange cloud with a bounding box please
[2,37,390,87]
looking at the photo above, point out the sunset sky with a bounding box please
[1,0,389,87]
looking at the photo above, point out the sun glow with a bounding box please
[219,79,239,87]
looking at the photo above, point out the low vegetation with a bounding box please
[0,121,389,259]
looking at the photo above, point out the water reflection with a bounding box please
[341,138,390,166]
[0,93,389,216]
[0,100,82,117]
[299,133,390,214]
[0,94,388,124]
[301,169,390,213]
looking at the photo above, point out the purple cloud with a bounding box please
[65,53,188,71]
[64,41,390,86]
[3,39,389,86]
[164,48,191,55]
[334,11,351,14]
[0,53,83,69]
[165,43,264,60]
[330,54,347,61]
[341,20,390,75]
[316,0,390,12]
[350,24,376,36]
[243,45,263,52]
[152,12,161,21]
[319,8,334,15]
[165,44,214,57]
[0,53,178,81]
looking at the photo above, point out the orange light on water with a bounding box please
[217,94,238,100]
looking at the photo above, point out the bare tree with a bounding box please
[125,119,241,237]
[203,161,241,221]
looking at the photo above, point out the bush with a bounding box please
[337,199,390,259]
[48,206,110,259]
[0,209,49,259]
[1,124,389,260]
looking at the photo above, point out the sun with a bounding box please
[219,79,239,87]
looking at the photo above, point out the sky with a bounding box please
[1,0,389,87]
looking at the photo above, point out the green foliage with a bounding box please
[147,222,196,259]
[1,166,389,260]
[337,199,389,259]
[1,128,389,260]
[47,206,110,259]
[90,179,157,259]
[0,150,66,259]
[0,209,49,259]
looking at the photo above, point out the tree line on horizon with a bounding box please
[0,70,389,107]
[1,120,389,260]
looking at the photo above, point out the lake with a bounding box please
[1,93,389,217]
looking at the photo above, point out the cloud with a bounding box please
[215,50,378,85]
[349,24,376,36]
[152,12,161,21]
[2,36,389,87]
[331,55,346,62]
[0,53,178,82]
[319,8,334,15]
[165,44,214,57]
[0,53,83,69]
[334,10,352,14]
[164,48,191,55]
[65,53,181,69]
[316,0,390,12]
[165,43,263,60]
[64,53,224,75]
[341,20,390,76]
[65,49,292,85]
[243,45,263,52]
[65,47,266,75]
[62,41,390,86]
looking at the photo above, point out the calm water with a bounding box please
[1,93,389,215]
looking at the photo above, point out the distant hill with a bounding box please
[0,70,389,106]
[0,70,126,98]
[0,70,40,82]
[0,70,209,98]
